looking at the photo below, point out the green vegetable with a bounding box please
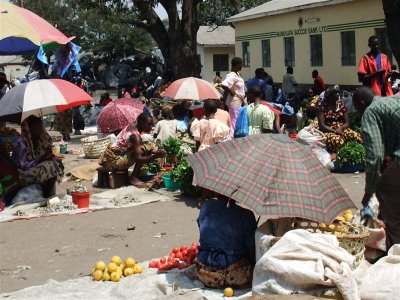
[161,137,184,166]
[335,141,365,166]
[142,160,160,175]
[161,137,200,196]
[348,112,362,132]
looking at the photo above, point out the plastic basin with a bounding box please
[162,174,181,190]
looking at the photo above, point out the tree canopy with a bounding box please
[11,0,268,79]
[198,0,268,27]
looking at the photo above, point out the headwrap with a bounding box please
[20,118,53,161]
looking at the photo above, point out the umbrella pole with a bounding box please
[256,215,261,226]
[25,47,39,80]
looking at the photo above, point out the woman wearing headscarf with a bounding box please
[12,116,64,197]
[317,86,362,152]
[221,57,246,135]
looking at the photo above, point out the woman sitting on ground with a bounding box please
[190,100,230,151]
[99,112,166,187]
[12,116,64,198]
[195,193,257,289]
[317,87,362,152]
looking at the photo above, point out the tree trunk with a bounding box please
[169,0,200,79]
[382,0,400,65]
[133,0,200,80]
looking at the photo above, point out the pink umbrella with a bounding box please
[96,98,145,133]
[163,77,221,100]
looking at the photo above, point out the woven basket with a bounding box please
[290,219,369,267]
[81,135,111,159]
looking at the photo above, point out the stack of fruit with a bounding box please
[320,209,354,235]
[91,256,143,282]
[148,243,199,271]
[288,132,297,140]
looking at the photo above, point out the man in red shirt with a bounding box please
[358,36,393,96]
[312,70,326,96]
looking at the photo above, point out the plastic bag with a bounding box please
[312,147,334,168]
[353,194,387,260]
[11,184,46,205]
[296,124,326,148]
[234,106,249,138]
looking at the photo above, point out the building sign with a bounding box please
[236,19,386,42]
[276,26,328,37]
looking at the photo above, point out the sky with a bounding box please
[155,4,168,20]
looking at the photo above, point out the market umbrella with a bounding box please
[0,2,74,54]
[163,77,221,101]
[96,98,145,133]
[0,79,93,123]
[186,134,356,224]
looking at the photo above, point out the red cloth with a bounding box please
[261,101,281,115]
[314,76,326,92]
[358,52,393,96]
[191,107,204,119]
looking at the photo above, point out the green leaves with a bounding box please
[161,137,185,166]
[160,137,197,193]
[198,0,269,26]
[335,141,366,166]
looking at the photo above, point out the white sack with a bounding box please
[252,229,359,300]
[359,244,400,300]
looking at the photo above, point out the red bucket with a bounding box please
[71,191,90,208]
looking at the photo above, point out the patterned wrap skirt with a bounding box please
[54,110,73,134]
[19,159,64,186]
[195,257,253,289]
[99,141,156,172]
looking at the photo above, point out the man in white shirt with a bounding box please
[282,66,297,100]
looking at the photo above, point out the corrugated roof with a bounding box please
[197,26,235,46]
[228,0,355,22]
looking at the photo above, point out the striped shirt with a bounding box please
[361,95,400,194]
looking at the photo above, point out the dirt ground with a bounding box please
[0,128,366,294]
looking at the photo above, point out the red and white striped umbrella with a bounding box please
[96,98,145,133]
[0,79,92,123]
[163,77,221,100]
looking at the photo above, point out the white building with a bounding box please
[197,26,236,82]
[0,56,30,82]
[228,0,391,88]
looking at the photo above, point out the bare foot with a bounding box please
[130,177,150,188]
